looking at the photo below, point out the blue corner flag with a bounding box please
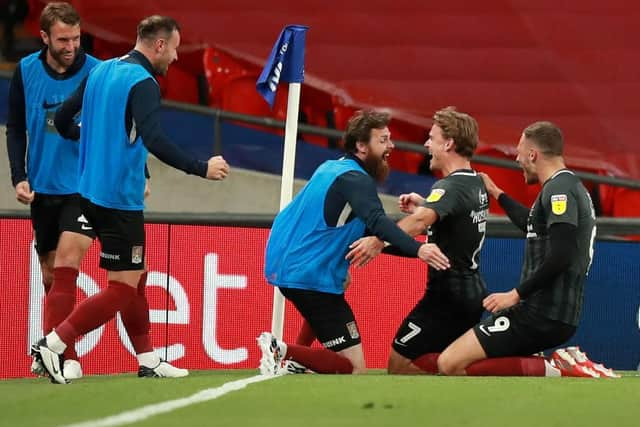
[256,25,308,108]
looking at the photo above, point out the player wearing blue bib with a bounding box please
[6,2,99,379]
[258,110,450,376]
[32,15,230,385]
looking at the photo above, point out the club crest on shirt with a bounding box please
[426,188,445,203]
[551,194,568,215]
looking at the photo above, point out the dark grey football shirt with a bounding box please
[521,169,597,325]
[423,169,489,301]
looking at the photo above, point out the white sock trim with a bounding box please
[137,351,160,368]
[46,330,67,355]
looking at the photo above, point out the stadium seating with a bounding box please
[18,0,640,217]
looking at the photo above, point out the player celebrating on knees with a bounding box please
[31,15,229,384]
[258,110,450,375]
[436,121,599,377]
[347,107,489,375]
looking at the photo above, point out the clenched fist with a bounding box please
[15,181,35,204]
[206,156,230,181]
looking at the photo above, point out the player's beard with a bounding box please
[363,151,390,183]
[49,45,78,69]
[153,55,172,76]
[154,61,169,76]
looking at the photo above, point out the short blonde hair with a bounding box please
[433,106,479,158]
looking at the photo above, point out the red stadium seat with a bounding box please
[157,65,200,105]
[612,188,640,217]
[203,47,287,125]
[386,121,426,174]
[299,87,334,147]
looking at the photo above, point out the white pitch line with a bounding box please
[61,374,276,427]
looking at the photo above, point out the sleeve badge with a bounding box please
[426,188,446,203]
[551,194,568,215]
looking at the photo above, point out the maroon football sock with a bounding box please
[55,280,136,347]
[44,267,78,334]
[465,356,546,376]
[45,267,79,360]
[285,344,353,374]
[295,320,316,346]
[412,353,440,374]
[120,272,153,354]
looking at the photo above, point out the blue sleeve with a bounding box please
[129,79,208,178]
[6,66,27,187]
[335,171,421,256]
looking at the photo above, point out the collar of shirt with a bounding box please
[124,50,156,77]
[38,46,87,80]
[344,153,367,171]
[450,168,476,175]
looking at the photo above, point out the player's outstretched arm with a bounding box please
[340,172,449,272]
[397,206,438,237]
[479,172,529,232]
[130,79,228,179]
[398,192,425,214]
[346,236,385,267]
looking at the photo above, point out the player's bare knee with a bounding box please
[436,353,462,376]
[55,233,91,268]
[53,250,83,269]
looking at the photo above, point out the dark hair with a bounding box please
[137,15,180,41]
[40,2,80,34]
[523,121,563,156]
[343,110,391,153]
[432,106,479,158]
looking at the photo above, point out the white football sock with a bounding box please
[46,330,67,355]
[137,351,160,368]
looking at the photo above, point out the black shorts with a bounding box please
[392,286,485,360]
[81,198,145,271]
[279,287,361,352]
[473,304,576,358]
[30,193,96,255]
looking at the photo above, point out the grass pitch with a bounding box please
[1,370,638,427]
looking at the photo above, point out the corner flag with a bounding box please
[257,25,308,339]
[256,25,308,108]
